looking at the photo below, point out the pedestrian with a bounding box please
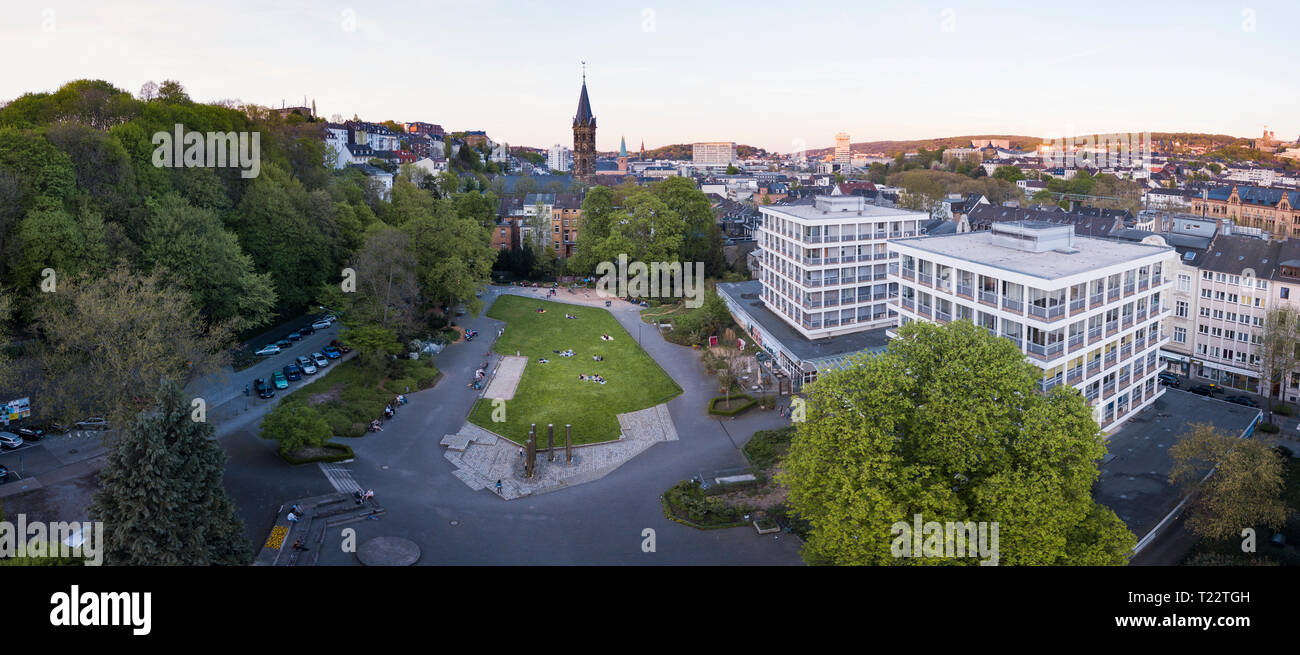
[291,504,304,516]
[495,479,503,494]
[362,489,374,502]
[244,384,250,397]
[292,538,308,552]
[287,511,300,522]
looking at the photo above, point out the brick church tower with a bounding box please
[572,71,596,179]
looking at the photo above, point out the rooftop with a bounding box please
[761,195,924,221]
[716,280,892,367]
[891,225,1173,280]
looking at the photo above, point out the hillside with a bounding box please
[624,143,769,160]
[804,135,1041,157]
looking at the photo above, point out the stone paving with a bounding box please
[483,355,526,400]
[442,403,679,500]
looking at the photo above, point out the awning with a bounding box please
[1159,350,1189,363]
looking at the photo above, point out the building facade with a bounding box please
[758,195,921,339]
[693,142,737,167]
[834,133,850,170]
[1188,184,1300,239]
[889,221,1175,433]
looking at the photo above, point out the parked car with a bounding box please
[311,319,332,331]
[35,419,69,434]
[1159,377,1180,388]
[296,356,317,375]
[300,324,315,336]
[288,331,302,341]
[283,364,302,381]
[75,417,110,431]
[271,370,289,390]
[312,352,329,368]
[0,431,24,450]
[12,426,43,441]
[330,339,351,354]
[0,464,8,483]
[1156,372,1179,383]
[254,378,275,399]
[254,344,281,356]
[1188,384,1218,397]
[275,339,292,349]
[1224,395,1259,407]
[322,345,341,359]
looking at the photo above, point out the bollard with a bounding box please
[565,424,572,464]
[547,424,555,462]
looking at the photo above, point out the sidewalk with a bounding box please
[252,491,386,566]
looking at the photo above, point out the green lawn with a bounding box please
[468,295,682,445]
[279,357,439,438]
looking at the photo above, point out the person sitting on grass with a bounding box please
[537,357,549,363]
[579,374,586,381]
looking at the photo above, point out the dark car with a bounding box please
[283,364,302,381]
[12,426,44,441]
[276,338,293,349]
[300,324,315,336]
[1158,377,1180,388]
[1224,395,1259,407]
[322,345,341,359]
[329,339,351,354]
[287,331,302,341]
[0,464,8,483]
[1188,384,1218,397]
[1156,372,1179,382]
[254,378,275,399]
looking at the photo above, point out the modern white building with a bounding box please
[834,132,850,170]
[758,195,924,339]
[888,221,1175,433]
[548,144,571,172]
[693,141,737,167]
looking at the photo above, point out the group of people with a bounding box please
[554,348,575,358]
[564,313,578,319]
[537,357,550,364]
[535,307,547,314]
[600,333,614,341]
[354,489,375,505]
[592,354,604,361]
[578,374,608,385]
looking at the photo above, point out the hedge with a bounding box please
[708,394,756,417]
[278,442,355,465]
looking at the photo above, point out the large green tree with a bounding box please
[1168,423,1287,541]
[780,320,1135,565]
[88,379,250,565]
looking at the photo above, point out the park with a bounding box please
[467,295,682,445]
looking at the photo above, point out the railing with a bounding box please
[888,263,899,275]
[1123,282,1135,295]
[804,257,823,266]
[824,257,841,265]
[805,300,822,309]
[1136,307,1147,322]
[1088,326,1102,343]
[805,279,823,287]
[1103,381,1116,398]
[824,297,840,307]
[1121,314,1133,329]
[901,298,916,311]
[980,291,999,306]
[1090,293,1104,307]
[1027,341,1064,359]
[1002,334,1023,349]
[1029,303,1066,320]
[1068,333,1085,351]
[1107,288,1120,302]
[1087,360,1101,377]
[1138,277,1149,291]
[956,284,974,298]
[824,318,840,327]
[917,272,933,286]
[872,292,888,301]
[1070,298,1086,314]
[901,268,916,281]
[859,275,874,283]
[918,305,933,318]
[1118,374,1131,388]
[1038,376,1063,393]
[1086,387,1099,402]
[1067,365,1083,384]
[935,310,952,323]
[824,235,840,243]
[1105,320,1118,334]
[1002,298,1024,313]
[840,254,857,263]
[804,234,823,243]
[1104,351,1117,367]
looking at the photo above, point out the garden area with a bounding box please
[260,355,440,462]
[466,295,682,445]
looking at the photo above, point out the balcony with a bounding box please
[1038,376,1063,393]
[901,268,916,281]
[1068,333,1085,352]
[1086,387,1099,402]
[917,272,933,286]
[918,305,933,318]
[875,252,893,260]
[1105,320,1118,335]
[1104,351,1117,367]
[1026,341,1064,360]
[824,297,840,307]
[980,291,999,306]
[1002,334,1023,349]
[801,319,823,329]
[901,298,916,311]
[1067,365,1083,385]
[1118,374,1131,388]
[859,274,874,283]
[1002,297,1024,313]
[824,257,841,265]
[824,318,840,327]
[804,256,823,266]
[888,263,899,275]
[1121,314,1133,329]
[1087,360,1101,377]
[956,284,974,298]
[1136,307,1148,322]
[1088,326,1102,344]
[1123,282,1135,296]
[804,234,823,244]
[1107,288,1120,302]
[872,292,888,301]
[1070,298,1086,314]
[804,300,823,309]
[935,309,952,323]
[1103,381,1116,398]
[1090,293,1104,308]
[1028,303,1066,321]
[804,279,823,288]
[824,235,841,243]
[1138,277,1150,291]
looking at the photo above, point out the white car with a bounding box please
[254,344,281,356]
[312,352,329,368]
[311,319,332,330]
[296,356,317,374]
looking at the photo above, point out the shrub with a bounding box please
[1273,404,1294,417]
[1259,422,1281,434]
[279,442,355,465]
[708,394,756,416]
[743,425,797,469]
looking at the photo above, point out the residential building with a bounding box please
[834,133,850,170]
[758,195,921,339]
[548,144,572,172]
[889,221,1175,432]
[551,193,584,258]
[693,142,738,167]
[1188,184,1300,238]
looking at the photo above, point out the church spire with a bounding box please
[620,136,627,157]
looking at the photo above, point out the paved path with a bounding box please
[483,355,526,400]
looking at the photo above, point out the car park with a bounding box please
[296,356,317,374]
[254,378,275,399]
[312,352,329,368]
[0,431,24,450]
[311,319,332,330]
[255,344,281,356]
[75,417,110,430]
[1223,395,1259,407]
[276,338,292,349]
[283,364,302,381]
[322,345,341,359]
[272,370,289,389]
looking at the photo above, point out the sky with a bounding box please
[2,0,1298,153]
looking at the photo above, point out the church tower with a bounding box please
[572,68,596,180]
[618,136,628,174]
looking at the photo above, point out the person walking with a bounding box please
[495,479,503,495]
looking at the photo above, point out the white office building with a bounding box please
[693,141,737,167]
[889,221,1175,432]
[548,144,571,172]
[758,195,924,339]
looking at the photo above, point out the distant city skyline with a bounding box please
[2,0,1298,152]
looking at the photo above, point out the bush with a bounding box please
[279,442,355,465]
[708,394,756,416]
[1273,404,1294,417]
[1259,422,1281,434]
[662,480,749,528]
[743,425,797,469]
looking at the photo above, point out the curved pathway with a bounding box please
[220,285,804,565]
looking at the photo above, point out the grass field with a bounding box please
[467,295,682,445]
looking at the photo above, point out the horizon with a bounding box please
[2,1,1298,152]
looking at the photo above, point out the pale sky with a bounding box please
[2,0,1298,152]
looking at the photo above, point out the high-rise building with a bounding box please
[834,132,851,170]
[548,144,571,172]
[693,142,737,167]
[572,74,596,179]
[889,221,1174,432]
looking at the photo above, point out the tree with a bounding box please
[725,164,740,175]
[88,379,250,565]
[779,320,1135,565]
[992,165,1025,183]
[350,227,420,336]
[156,79,190,104]
[25,266,231,426]
[260,403,333,454]
[340,323,401,371]
[1253,305,1300,416]
[1168,423,1287,541]
[714,348,744,408]
[137,81,159,101]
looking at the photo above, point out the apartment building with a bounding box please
[1188,184,1300,239]
[758,195,923,339]
[889,221,1175,433]
[693,142,738,167]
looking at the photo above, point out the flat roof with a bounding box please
[891,230,1172,280]
[1094,390,1259,542]
[716,280,891,365]
[761,201,925,222]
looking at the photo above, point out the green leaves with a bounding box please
[779,320,1135,565]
